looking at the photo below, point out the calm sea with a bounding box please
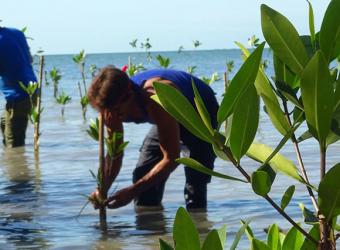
[0,49,339,249]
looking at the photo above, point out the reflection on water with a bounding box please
[0,147,49,249]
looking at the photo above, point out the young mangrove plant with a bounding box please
[200,72,220,85]
[187,65,197,75]
[56,90,71,117]
[86,115,129,227]
[193,40,202,49]
[19,57,44,153]
[73,50,88,120]
[153,0,340,248]
[140,38,152,61]
[156,54,171,69]
[49,66,61,98]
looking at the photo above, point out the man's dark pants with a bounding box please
[132,125,216,209]
[1,97,30,148]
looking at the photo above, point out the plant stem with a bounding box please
[223,72,229,135]
[318,147,335,249]
[222,145,316,243]
[98,113,107,227]
[282,101,319,212]
[81,63,87,96]
[34,55,44,152]
[264,195,318,244]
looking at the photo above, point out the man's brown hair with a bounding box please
[88,66,130,111]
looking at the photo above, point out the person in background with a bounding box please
[88,66,218,210]
[0,26,37,147]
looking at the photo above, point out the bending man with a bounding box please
[88,67,218,210]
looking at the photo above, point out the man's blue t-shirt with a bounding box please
[130,69,217,109]
[130,69,218,127]
[0,27,37,101]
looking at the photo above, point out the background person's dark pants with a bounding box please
[1,98,31,148]
[133,125,216,209]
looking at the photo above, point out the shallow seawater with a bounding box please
[0,50,339,249]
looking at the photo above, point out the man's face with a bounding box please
[110,89,144,123]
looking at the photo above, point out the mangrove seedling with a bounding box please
[248,34,261,47]
[49,66,61,98]
[19,56,44,152]
[56,90,71,116]
[156,54,171,69]
[187,65,197,75]
[200,72,220,85]
[87,116,129,227]
[73,50,88,120]
[140,38,152,61]
[193,40,202,49]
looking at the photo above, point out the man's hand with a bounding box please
[105,187,135,209]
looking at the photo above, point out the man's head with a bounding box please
[88,66,130,111]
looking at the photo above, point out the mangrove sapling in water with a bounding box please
[73,50,88,120]
[86,116,129,226]
[200,72,220,85]
[49,66,61,98]
[56,91,71,117]
[140,38,152,61]
[154,1,340,248]
[193,40,202,49]
[19,56,44,153]
[156,54,171,69]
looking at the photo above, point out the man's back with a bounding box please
[0,27,36,101]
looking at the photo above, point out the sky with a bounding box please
[0,0,331,55]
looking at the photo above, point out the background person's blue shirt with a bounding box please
[0,27,37,101]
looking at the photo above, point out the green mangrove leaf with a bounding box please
[217,225,227,249]
[217,43,265,125]
[297,130,312,142]
[319,0,340,62]
[241,220,254,241]
[152,83,213,144]
[273,55,299,89]
[251,170,272,196]
[299,203,318,225]
[176,158,247,183]
[230,220,250,250]
[261,95,291,136]
[251,239,271,250]
[192,80,214,135]
[261,4,309,76]
[334,79,340,111]
[307,1,316,50]
[268,224,281,250]
[318,163,340,221]
[201,229,223,250]
[300,35,317,58]
[159,239,174,250]
[300,50,334,147]
[263,122,301,166]
[300,225,319,250]
[275,81,302,110]
[213,145,230,161]
[247,143,303,182]
[259,164,276,186]
[282,226,304,250]
[173,207,200,250]
[235,42,291,136]
[281,185,295,210]
[230,84,259,162]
